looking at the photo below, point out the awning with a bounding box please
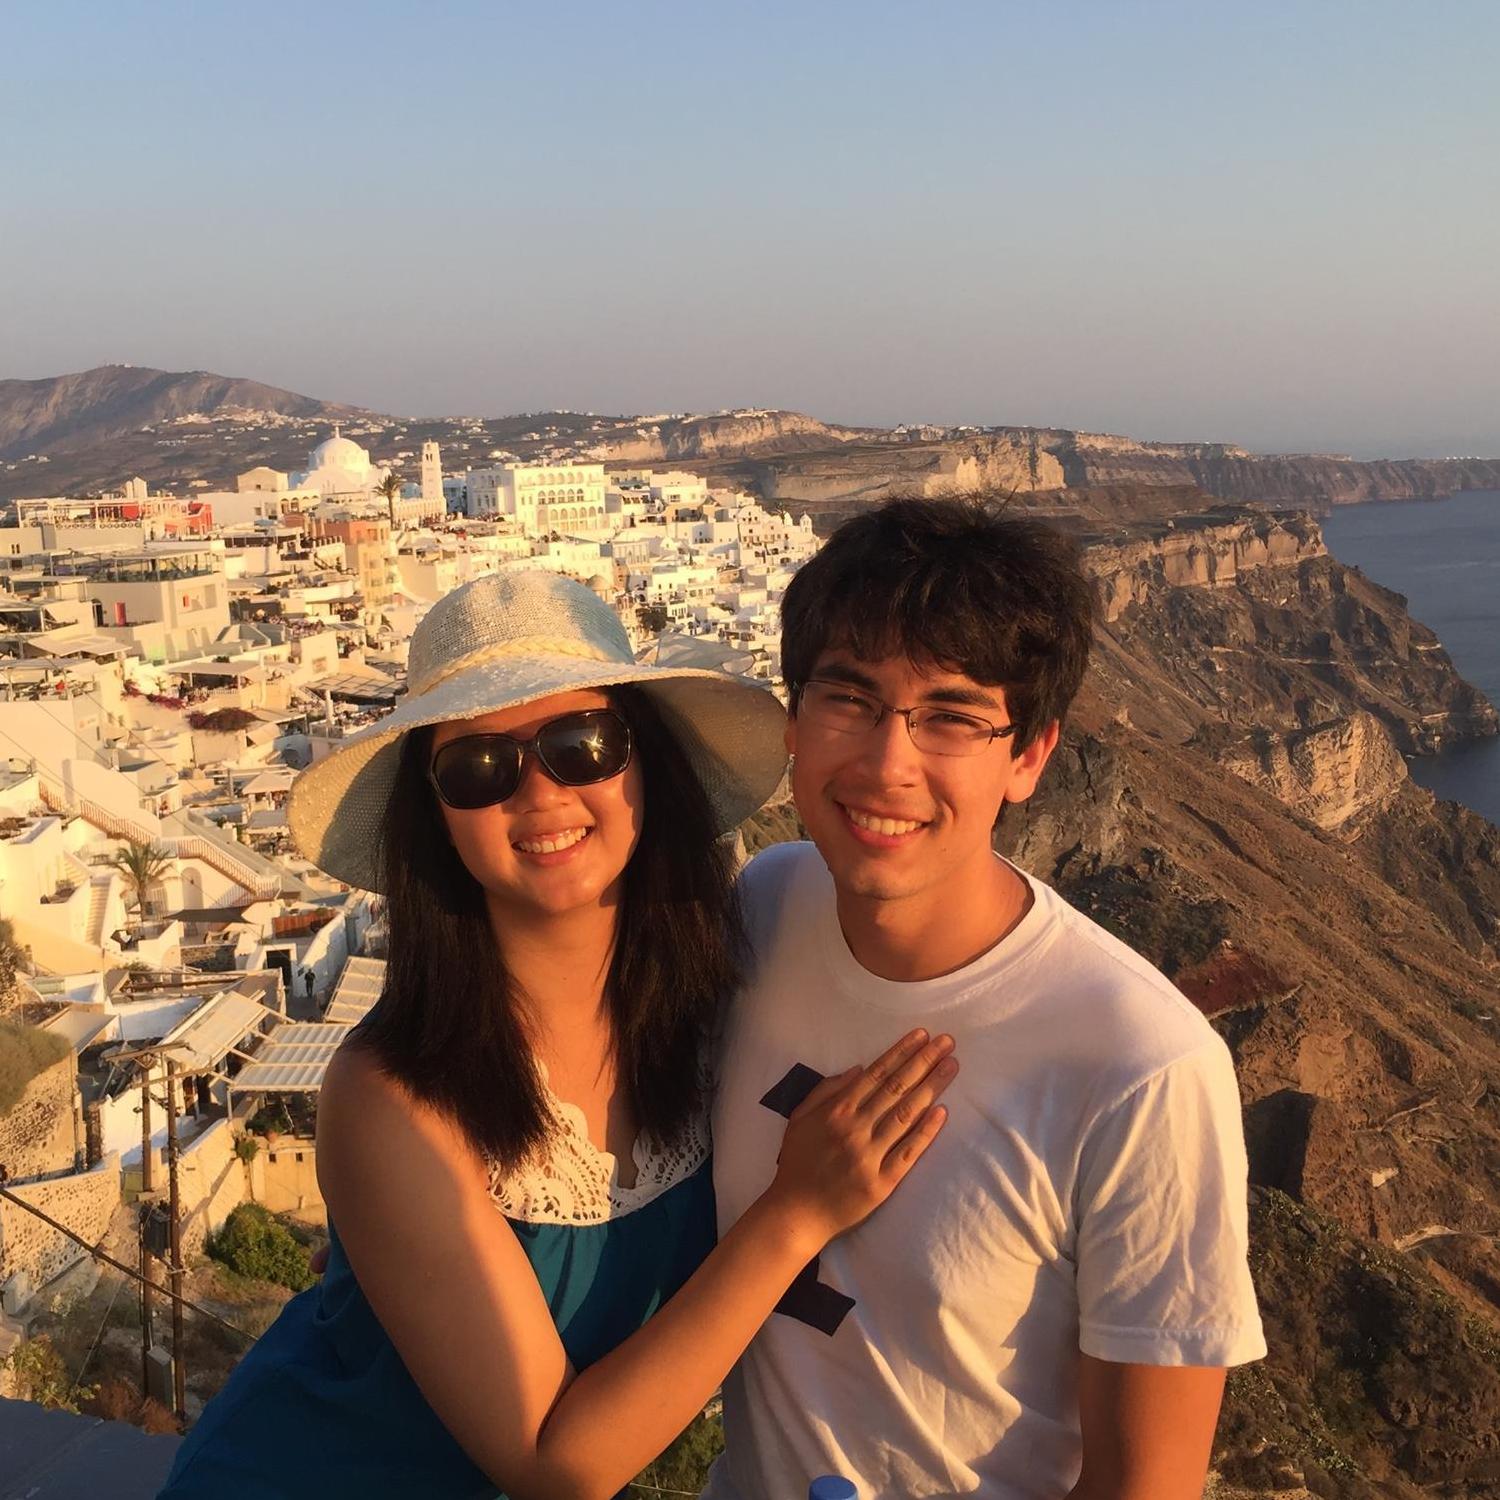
[305,671,403,704]
[166,906,252,926]
[159,988,276,1072]
[324,956,385,1026]
[49,634,129,659]
[639,633,758,675]
[238,769,295,797]
[232,1023,351,1092]
[173,661,269,682]
[40,1008,116,1053]
[0,656,102,676]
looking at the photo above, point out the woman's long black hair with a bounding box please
[353,684,745,1170]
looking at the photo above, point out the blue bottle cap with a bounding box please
[809,1479,857,1500]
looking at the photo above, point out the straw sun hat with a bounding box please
[287,570,789,893]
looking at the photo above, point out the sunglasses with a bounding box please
[427,709,634,810]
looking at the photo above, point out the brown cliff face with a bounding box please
[586,410,876,464]
[1055,431,1500,506]
[1085,509,1498,754]
[1084,508,1327,622]
[1209,712,1410,836]
[683,426,1500,516]
[992,510,1500,1494]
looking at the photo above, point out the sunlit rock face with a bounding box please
[1085,508,1326,623]
[1210,711,1409,835]
[1084,508,1498,754]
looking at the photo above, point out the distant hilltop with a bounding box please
[0,365,364,463]
[2,363,1499,512]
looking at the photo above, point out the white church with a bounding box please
[213,429,446,527]
[292,428,391,497]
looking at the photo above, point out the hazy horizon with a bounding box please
[5,0,1498,461]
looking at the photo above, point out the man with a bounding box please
[707,497,1265,1499]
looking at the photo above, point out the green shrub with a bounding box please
[5,1334,93,1413]
[247,1100,292,1137]
[0,1020,71,1114]
[208,1204,314,1291]
[634,1409,724,1493]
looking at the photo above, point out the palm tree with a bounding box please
[107,841,172,929]
[377,471,404,528]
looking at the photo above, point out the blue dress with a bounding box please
[159,1143,716,1499]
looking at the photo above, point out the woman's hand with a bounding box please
[761,1028,956,1251]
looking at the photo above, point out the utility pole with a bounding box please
[139,1063,153,1194]
[139,1062,154,1395]
[164,1058,187,1423]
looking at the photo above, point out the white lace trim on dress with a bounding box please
[488,1078,710,1227]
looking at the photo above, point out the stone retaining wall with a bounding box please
[0,1053,81,1181]
[0,1154,119,1294]
[176,1118,249,1258]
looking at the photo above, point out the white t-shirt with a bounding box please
[705,842,1265,1500]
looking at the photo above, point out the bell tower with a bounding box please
[420,442,442,519]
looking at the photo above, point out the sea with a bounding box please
[1320,489,1500,828]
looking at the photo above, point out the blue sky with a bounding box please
[4,0,1497,456]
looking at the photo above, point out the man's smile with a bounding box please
[837,801,931,844]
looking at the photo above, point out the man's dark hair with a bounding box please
[781,495,1095,750]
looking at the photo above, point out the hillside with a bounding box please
[5,366,1497,517]
[0,366,364,462]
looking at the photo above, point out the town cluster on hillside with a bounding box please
[0,431,818,1410]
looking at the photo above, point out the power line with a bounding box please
[67,1263,126,1404]
[0,1184,254,1344]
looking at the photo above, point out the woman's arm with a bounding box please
[317,1029,953,1500]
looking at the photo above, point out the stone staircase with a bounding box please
[84,876,112,949]
[36,775,284,902]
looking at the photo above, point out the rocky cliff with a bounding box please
[1208,712,1410,835]
[584,409,877,464]
[1084,508,1326,622]
[689,428,1500,517]
[1055,430,1500,506]
[992,509,1500,1495]
[1082,508,1498,754]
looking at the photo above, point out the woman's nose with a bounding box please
[509,750,571,808]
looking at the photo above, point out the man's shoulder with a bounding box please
[1017,871,1224,1077]
[741,838,822,886]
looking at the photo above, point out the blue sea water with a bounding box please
[1320,490,1500,828]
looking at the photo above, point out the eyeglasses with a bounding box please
[427,709,633,809]
[794,679,1018,757]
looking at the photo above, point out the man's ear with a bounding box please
[1002,720,1061,804]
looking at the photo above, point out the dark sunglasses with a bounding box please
[427,709,633,810]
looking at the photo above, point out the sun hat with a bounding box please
[287,569,789,892]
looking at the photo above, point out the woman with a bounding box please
[161,570,956,1499]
